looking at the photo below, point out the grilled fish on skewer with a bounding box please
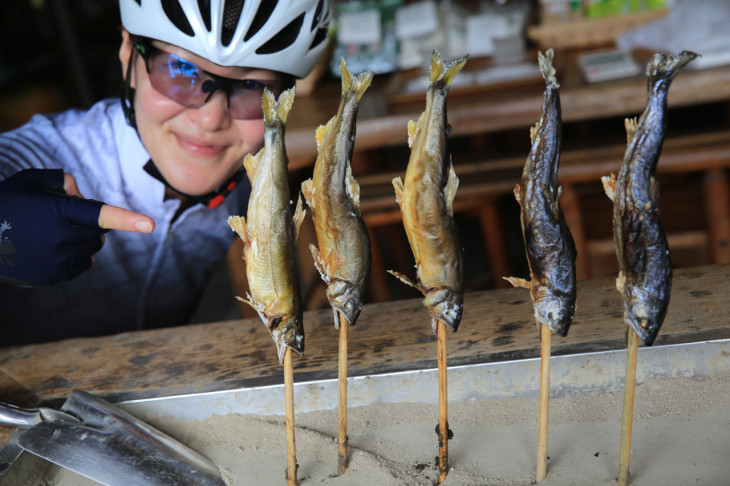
[228,87,306,363]
[388,51,467,333]
[504,49,577,337]
[602,51,697,346]
[301,59,373,328]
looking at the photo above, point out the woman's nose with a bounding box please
[188,90,232,131]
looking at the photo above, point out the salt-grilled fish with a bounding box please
[504,49,577,337]
[602,51,697,346]
[389,51,467,333]
[228,87,306,363]
[302,59,373,328]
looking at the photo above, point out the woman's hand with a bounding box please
[0,169,155,286]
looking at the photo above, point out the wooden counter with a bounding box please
[1,264,727,408]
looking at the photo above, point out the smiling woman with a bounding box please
[0,0,331,345]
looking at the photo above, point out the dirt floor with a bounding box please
[51,372,730,486]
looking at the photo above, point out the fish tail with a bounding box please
[646,50,698,86]
[538,48,559,89]
[340,57,374,101]
[263,87,296,125]
[429,50,468,88]
[276,87,296,124]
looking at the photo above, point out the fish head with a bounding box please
[270,314,305,363]
[327,280,364,326]
[423,287,463,332]
[624,287,669,346]
[533,289,575,336]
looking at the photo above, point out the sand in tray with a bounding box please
[50,373,730,486]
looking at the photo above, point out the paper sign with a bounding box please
[395,0,439,40]
[337,10,382,45]
[466,14,512,57]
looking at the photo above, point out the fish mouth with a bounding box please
[423,287,463,332]
[269,314,305,363]
[534,299,575,337]
[327,281,364,327]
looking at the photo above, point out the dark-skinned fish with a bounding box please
[388,51,467,333]
[504,49,577,337]
[301,58,373,328]
[228,87,306,363]
[602,50,697,346]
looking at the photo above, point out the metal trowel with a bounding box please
[0,389,226,485]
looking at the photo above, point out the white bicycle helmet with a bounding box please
[119,0,331,78]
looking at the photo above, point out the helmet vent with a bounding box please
[221,0,246,46]
[255,13,304,54]
[309,28,327,50]
[244,0,278,42]
[161,0,195,37]
[311,0,324,31]
[197,0,212,31]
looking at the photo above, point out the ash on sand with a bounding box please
[52,374,729,486]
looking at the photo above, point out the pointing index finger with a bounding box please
[98,204,155,233]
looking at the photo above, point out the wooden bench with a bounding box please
[352,130,730,301]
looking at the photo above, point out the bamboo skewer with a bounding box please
[536,324,552,482]
[437,319,450,484]
[618,329,639,486]
[337,311,349,476]
[284,348,297,486]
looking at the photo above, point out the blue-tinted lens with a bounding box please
[143,46,288,120]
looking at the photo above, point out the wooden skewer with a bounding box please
[284,348,297,486]
[618,329,639,486]
[536,324,552,483]
[337,311,349,476]
[437,319,449,484]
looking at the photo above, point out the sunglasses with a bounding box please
[132,37,291,120]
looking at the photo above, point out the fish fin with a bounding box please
[407,113,425,148]
[309,243,330,283]
[341,57,374,101]
[503,276,533,289]
[601,174,616,202]
[529,124,540,144]
[430,50,468,88]
[301,178,314,209]
[625,117,638,144]
[345,164,362,216]
[227,215,249,246]
[387,269,426,294]
[316,116,336,152]
[293,193,306,241]
[513,184,522,205]
[392,176,405,205]
[276,87,296,124]
[243,150,263,183]
[444,160,459,217]
[538,48,559,89]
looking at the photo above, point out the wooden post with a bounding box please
[536,325,552,482]
[284,348,297,486]
[337,311,349,475]
[437,320,449,484]
[618,330,639,486]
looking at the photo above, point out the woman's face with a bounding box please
[119,30,282,196]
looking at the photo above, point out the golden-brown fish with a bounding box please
[388,51,467,333]
[602,51,697,346]
[504,49,577,337]
[228,87,306,363]
[301,59,373,328]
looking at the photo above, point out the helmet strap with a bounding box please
[121,47,137,129]
[143,160,245,210]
